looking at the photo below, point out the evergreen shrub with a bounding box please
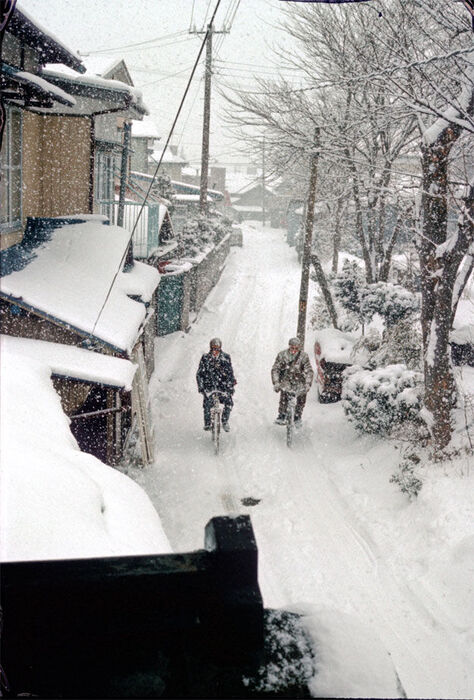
[342,364,423,435]
[360,282,419,327]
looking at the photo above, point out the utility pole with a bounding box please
[199,22,212,213]
[261,136,266,227]
[191,22,228,213]
[296,127,320,346]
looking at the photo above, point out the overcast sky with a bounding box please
[19,0,298,165]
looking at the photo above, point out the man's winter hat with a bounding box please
[288,337,302,348]
[210,337,222,349]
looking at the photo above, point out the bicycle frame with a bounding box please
[208,390,227,455]
[279,385,304,448]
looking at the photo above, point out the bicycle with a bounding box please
[279,384,304,448]
[208,390,228,455]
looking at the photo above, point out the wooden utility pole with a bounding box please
[191,22,228,213]
[199,23,213,213]
[296,127,320,346]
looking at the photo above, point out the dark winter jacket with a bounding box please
[196,351,236,395]
[271,349,314,393]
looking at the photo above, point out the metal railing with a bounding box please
[97,200,161,259]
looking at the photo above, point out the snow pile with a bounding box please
[0,344,171,562]
[342,364,423,435]
[313,328,357,364]
[299,607,402,698]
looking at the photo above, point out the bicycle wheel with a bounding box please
[286,404,295,447]
[212,411,220,455]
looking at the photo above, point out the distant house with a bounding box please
[230,182,275,223]
[150,144,188,181]
[130,117,161,175]
[0,217,159,465]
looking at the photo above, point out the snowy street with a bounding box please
[127,224,474,699]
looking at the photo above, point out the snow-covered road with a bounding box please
[129,224,473,699]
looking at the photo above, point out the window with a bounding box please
[0,107,22,233]
[94,148,116,222]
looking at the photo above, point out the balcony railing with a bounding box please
[97,200,163,259]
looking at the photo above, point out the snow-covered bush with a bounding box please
[243,610,315,695]
[310,291,334,330]
[371,318,423,370]
[390,452,423,500]
[333,260,366,316]
[180,214,232,257]
[150,174,175,213]
[360,282,419,327]
[342,364,423,435]
[350,328,383,367]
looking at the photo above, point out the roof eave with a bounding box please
[9,9,85,74]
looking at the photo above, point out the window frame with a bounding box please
[0,106,23,234]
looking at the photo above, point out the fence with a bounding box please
[1,515,264,698]
[156,234,230,336]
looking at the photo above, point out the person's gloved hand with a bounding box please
[274,383,280,392]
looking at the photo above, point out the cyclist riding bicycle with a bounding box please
[196,337,237,432]
[271,337,314,427]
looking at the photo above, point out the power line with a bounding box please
[81,30,188,56]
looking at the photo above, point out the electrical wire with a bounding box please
[81,30,188,56]
[90,0,224,340]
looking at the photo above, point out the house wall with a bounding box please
[52,377,92,415]
[130,138,149,174]
[22,113,91,219]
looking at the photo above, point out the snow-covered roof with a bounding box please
[181,166,198,177]
[174,194,212,203]
[233,204,263,213]
[40,67,148,117]
[1,335,137,389]
[151,146,188,164]
[131,117,161,139]
[0,344,171,562]
[0,219,159,354]
[313,328,357,364]
[171,179,223,198]
[12,5,85,73]
[1,65,77,107]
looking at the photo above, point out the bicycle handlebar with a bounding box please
[279,385,306,396]
[205,390,230,398]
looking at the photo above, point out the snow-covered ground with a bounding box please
[125,223,474,699]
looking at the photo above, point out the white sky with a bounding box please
[19,0,296,165]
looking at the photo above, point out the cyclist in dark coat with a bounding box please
[197,337,236,431]
[271,337,314,426]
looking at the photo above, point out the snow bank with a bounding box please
[294,606,403,698]
[313,328,357,364]
[1,347,171,561]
